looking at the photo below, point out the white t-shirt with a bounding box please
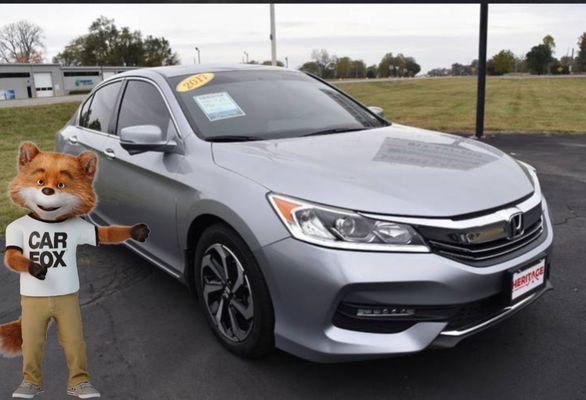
[5,215,98,297]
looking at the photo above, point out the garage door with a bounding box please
[34,72,54,97]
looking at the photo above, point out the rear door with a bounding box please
[95,78,184,272]
[73,80,124,221]
[63,80,125,219]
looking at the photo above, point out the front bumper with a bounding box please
[254,206,554,363]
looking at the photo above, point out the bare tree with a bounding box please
[310,49,337,78]
[0,20,45,63]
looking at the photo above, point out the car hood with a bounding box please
[212,124,534,217]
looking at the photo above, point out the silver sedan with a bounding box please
[56,64,553,362]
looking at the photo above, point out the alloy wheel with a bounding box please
[200,243,254,342]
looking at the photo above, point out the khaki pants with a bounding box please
[21,292,89,388]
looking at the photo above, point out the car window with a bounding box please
[117,80,173,138]
[80,81,122,133]
[168,70,385,141]
[78,96,92,127]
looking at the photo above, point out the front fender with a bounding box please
[176,171,289,254]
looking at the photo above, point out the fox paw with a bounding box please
[28,262,48,280]
[131,224,150,242]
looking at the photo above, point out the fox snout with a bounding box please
[9,142,98,219]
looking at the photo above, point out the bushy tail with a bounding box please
[0,319,22,358]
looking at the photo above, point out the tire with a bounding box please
[194,223,275,358]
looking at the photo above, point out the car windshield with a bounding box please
[168,69,386,141]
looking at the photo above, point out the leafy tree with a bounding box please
[0,20,44,63]
[261,60,284,66]
[514,55,527,73]
[378,53,420,78]
[576,32,586,72]
[328,57,367,78]
[350,60,367,78]
[142,36,179,66]
[427,68,451,77]
[299,61,320,75]
[470,59,479,75]
[53,16,179,66]
[404,57,421,77]
[487,50,516,75]
[451,62,473,76]
[542,35,556,52]
[526,44,553,75]
[366,64,377,78]
[335,56,353,78]
[377,53,395,78]
[549,59,569,75]
[560,55,575,72]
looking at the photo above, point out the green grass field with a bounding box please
[0,75,585,232]
[336,76,586,133]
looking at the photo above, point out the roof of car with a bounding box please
[123,63,296,78]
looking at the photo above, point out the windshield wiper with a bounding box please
[301,127,369,137]
[206,135,265,143]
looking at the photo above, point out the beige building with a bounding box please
[0,63,137,100]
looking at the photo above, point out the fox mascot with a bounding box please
[1,142,149,399]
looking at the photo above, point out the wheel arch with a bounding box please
[183,203,264,293]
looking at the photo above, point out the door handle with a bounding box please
[103,148,116,160]
[68,135,78,144]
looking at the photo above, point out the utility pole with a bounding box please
[475,2,488,139]
[195,47,201,64]
[243,51,249,64]
[285,56,288,68]
[270,4,277,66]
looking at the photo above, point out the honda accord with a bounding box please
[56,64,553,362]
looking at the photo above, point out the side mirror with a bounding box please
[119,125,177,155]
[368,106,384,118]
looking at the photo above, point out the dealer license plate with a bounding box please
[510,259,546,302]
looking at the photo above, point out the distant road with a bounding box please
[0,94,86,108]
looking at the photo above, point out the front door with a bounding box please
[94,79,184,271]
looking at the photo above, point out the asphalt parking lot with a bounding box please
[1,133,584,400]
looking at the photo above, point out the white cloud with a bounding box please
[0,3,583,71]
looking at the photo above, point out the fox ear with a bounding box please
[78,151,98,179]
[18,142,40,169]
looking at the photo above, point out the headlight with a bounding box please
[268,194,429,252]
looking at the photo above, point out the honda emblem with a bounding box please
[509,212,524,239]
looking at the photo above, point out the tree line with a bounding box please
[299,49,421,79]
[2,18,585,78]
[429,33,586,77]
[0,17,179,66]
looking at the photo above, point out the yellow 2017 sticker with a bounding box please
[176,73,215,92]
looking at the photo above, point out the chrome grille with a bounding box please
[420,203,545,265]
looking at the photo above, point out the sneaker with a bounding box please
[12,381,43,398]
[67,382,101,399]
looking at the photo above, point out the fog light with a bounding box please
[356,307,416,318]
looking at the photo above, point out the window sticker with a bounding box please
[194,92,245,121]
[176,73,214,92]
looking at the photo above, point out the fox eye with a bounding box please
[57,182,65,189]
[36,179,44,186]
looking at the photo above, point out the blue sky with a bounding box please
[0,4,584,72]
